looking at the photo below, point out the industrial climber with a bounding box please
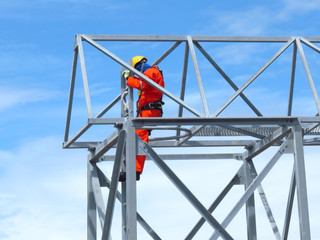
[120,56,164,181]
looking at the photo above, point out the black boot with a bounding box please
[119,171,141,182]
[136,171,141,181]
[119,172,126,182]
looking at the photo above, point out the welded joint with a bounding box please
[73,36,79,50]
[234,154,243,161]
[278,144,289,154]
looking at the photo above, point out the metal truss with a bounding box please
[63,35,320,239]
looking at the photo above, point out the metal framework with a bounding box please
[63,35,320,239]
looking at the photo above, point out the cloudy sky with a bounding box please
[1,0,320,239]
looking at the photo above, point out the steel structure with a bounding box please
[63,35,320,239]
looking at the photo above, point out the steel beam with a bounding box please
[64,44,78,142]
[243,160,257,240]
[178,38,295,145]
[89,130,119,162]
[152,41,182,66]
[292,122,311,240]
[96,167,162,239]
[247,159,281,240]
[187,36,210,116]
[296,38,320,114]
[87,155,97,240]
[210,139,291,240]
[102,130,126,240]
[185,165,243,239]
[282,165,296,240]
[194,42,262,117]
[81,34,203,117]
[125,120,137,239]
[77,35,93,118]
[82,34,320,43]
[89,162,107,229]
[177,42,189,138]
[140,140,234,240]
[287,41,297,116]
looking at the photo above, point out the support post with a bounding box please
[87,154,97,240]
[243,159,257,240]
[292,121,311,240]
[125,120,137,240]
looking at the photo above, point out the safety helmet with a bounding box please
[132,56,147,68]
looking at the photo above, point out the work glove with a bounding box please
[122,70,130,80]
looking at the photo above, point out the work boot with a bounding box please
[136,171,141,181]
[119,172,126,182]
[119,171,141,182]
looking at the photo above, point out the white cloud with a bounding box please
[0,136,87,240]
[0,87,61,112]
[196,0,320,36]
[281,0,320,17]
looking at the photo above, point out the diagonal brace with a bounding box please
[102,130,126,240]
[210,137,291,240]
[185,165,244,240]
[96,167,162,240]
[140,140,234,240]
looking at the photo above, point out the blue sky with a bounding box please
[1,0,320,239]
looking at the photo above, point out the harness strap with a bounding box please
[137,99,165,116]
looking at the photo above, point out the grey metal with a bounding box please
[87,156,97,240]
[296,38,320,114]
[177,42,189,138]
[63,35,320,240]
[77,35,93,118]
[102,130,126,240]
[212,38,295,118]
[194,42,262,117]
[89,130,118,163]
[185,166,244,240]
[101,153,240,161]
[246,159,281,240]
[300,37,320,54]
[64,46,78,142]
[287,41,297,116]
[187,36,210,116]
[243,160,257,240]
[90,162,107,229]
[282,165,296,240]
[210,138,291,240]
[83,34,320,42]
[152,41,182,66]
[81,34,203,117]
[177,38,295,146]
[292,122,311,240]
[125,120,137,239]
[140,140,234,240]
[96,167,162,239]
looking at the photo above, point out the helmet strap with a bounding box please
[140,61,144,73]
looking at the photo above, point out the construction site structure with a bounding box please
[63,35,320,239]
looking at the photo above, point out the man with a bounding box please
[120,56,164,181]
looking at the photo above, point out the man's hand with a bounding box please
[122,70,130,80]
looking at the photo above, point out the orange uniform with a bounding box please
[126,66,164,173]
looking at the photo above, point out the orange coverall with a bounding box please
[126,66,164,173]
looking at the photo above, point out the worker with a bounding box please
[120,56,164,181]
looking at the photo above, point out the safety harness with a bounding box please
[136,65,165,117]
[137,99,165,116]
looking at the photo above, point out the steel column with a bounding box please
[292,122,311,240]
[243,160,257,240]
[87,156,97,240]
[296,38,320,114]
[287,41,297,116]
[77,35,93,118]
[141,140,234,240]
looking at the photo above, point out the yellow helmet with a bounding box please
[132,56,147,68]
